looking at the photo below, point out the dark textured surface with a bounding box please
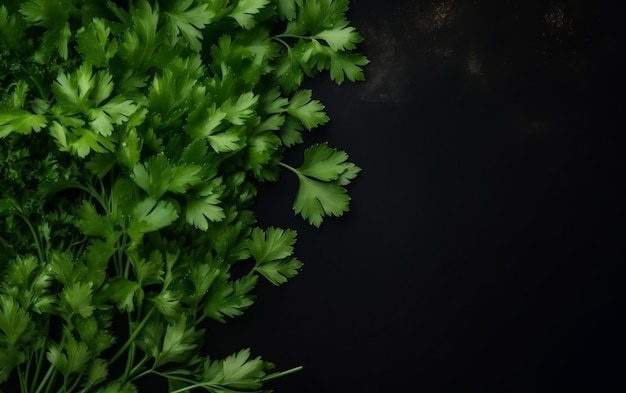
[235,1,625,392]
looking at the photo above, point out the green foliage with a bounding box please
[0,0,365,391]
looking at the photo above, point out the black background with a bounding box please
[208,1,625,392]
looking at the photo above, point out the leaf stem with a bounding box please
[278,161,299,175]
[17,364,27,393]
[30,331,49,392]
[262,365,304,382]
[109,307,155,365]
[275,33,311,41]
[66,372,83,393]
[127,355,151,381]
[33,363,55,393]
[273,36,293,51]
[17,212,45,264]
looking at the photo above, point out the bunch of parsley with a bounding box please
[0,0,365,392]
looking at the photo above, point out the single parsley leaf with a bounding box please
[314,21,363,51]
[165,0,212,50]
[298,142,354,181]
[202,348,267,390]
[287,90,329,130]
[229,0,270,30]
[76,18,118,67]
[0,109,47,137]
[0,295,33,345]
[293,175,351,227]
[248,227,296,263]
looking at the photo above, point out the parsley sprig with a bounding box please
[0,1,366,391]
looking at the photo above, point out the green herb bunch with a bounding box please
[0,0,366,392]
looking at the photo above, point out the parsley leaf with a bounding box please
[282,143,360,226]
[229,0,271,30]
[164,0,212,50]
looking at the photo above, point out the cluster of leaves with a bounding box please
[0,0,365,392]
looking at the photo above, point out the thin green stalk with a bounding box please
[17,364,27,393]
[273,36,293,51]
[123,339,137,382]
[274,33,311,41]
[18,212,45,264]
[261,366,304,382]
[33,364,55,393]
[30,321,50,392]
[278,161,299,175]
[66,373,83,393]
[127,356,151,381]
[109,307,155,365]
[23,353,32,390]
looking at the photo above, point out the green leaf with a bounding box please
[277,117,302,148]
[98,278,140,313]
[315,21,363,51]
[185,194,226,231]
[76,200,116,239]
[229,0,270,29]
[76,18,119,67]
[133,154,172,199]
[298,142,354,181]
[0,6,24,48]
[128,198,179,242]
[221,92,259,126]
[256,257,303,285]
[0,109,47,138]
[131,250,164,286]
[165,0,212,50]
[203,275,257,323]
[274,49,304,93]
[207,128,242,153]
[83,359,109,390]
[293,175,351,227]
[60,282,95,319]
[329,52,369,84]
[46,336,91,377]
[86,153,117,177]
[151,291,181,320]
[0,295,32,345]
[118,126,143,170]
[20,0,69,28]
[118,0,161,71]
[203,348,267,390]
[155,317,198,367]
[184,102,227,140]
[148,55,204,121]
[186,264,220,305]
[287,90,329,130]
[248,228,302,285]
[0,345,24,383]
[277,0,302,21]
[88,96,138,136]
[248,227,296,264]
[246,131,281,176]
[74,318,115,357]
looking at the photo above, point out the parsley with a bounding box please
[0,0,366,392]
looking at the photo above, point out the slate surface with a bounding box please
[225,1,625,392]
